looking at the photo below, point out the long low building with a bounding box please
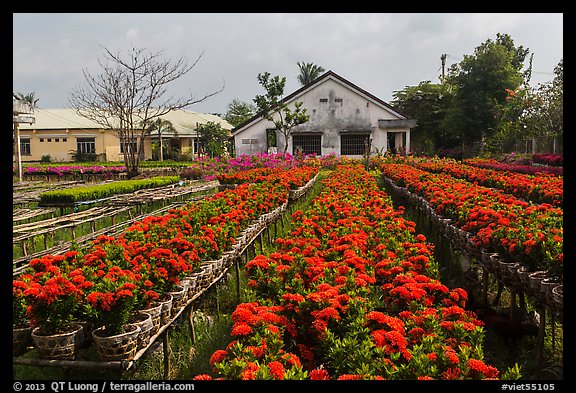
[14,108,232,163]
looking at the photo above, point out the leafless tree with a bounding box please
[69,45,224,177]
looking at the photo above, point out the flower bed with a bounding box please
[406,156,563,206]
[197,164,504,380]
[13,167,304,360]
[379,162,563,281]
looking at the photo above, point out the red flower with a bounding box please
[310,368,330,380]
[267,361,285,379]
[231,322,253,336]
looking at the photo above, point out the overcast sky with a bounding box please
[13,13,563,116]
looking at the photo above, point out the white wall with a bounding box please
[234,75,411,156]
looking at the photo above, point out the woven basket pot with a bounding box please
[157,294,173,327]
[141,303,162,336]
[31,324,83,360]
[13,325,33,357]
[92,324,140,362]
[168,285,187,315]
[130,312,154,351]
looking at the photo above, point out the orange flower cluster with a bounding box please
[380,162,563,278]
[203,164,499,380]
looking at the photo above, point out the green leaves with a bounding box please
[38,176,180,205]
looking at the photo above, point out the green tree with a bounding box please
[196,121,231,158]
[443,33,530,155]
[391,81,455,155]
[224,98,256,127]
[144,118,177,161]
[527,58,563,138]
[297,61,326,85]
[253,72,310,158]
[492,58,562,154]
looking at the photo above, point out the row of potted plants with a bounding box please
[402,156,562,207]
[13,166,319,361]
[463,157,563,176]
[217,165,319,190]
[378,162,563,282]
[194,164,509,380]
[37,175,181,205]
[21,164,128,177]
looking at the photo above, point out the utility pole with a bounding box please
[440,54,447,83]
[13,95,35,182]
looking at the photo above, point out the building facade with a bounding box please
[15,109,232,163]
[233,71,416,157]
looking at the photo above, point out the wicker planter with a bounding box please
[13,325,32,357]
[541,278,562,308]
[92,324,140,362]
[528,271,548,298]
[31,324,83,360]
[168,285,187,315]
[130,312,154,351]
[552,285,563,310]
[157,294,173,326]
[516,265,532,287]
[141,303,162,336]
[502,262,522,288]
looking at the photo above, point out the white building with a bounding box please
[232,70,416,157]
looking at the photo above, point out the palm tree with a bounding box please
[297,62,326,85]
[15,92,39,109]
[145,118,177,161]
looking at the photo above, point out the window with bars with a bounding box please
[292,134,321,156]
[15,138,31,155]
[340,134,370,155]
[77,137,96,154]
[120,139,137,155]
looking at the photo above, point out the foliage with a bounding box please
[391,81,455,154]
[442,33,531,154]
[196,121,231,158]
[13,277,31,328]
[224,99,256,127]
[296,61,325,85]
[38,176,180,204]
[145,118,177,161]
[253,72,310,158]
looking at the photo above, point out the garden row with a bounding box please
[194,164,508,380]
[13,180,220,266]
[37,176,181,205]
[379,162,562,280]
[402,156,562,207]
[378,161,563,316]
[13,165,319,365]
[463,157,563,176]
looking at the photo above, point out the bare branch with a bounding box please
[68,45,223,176]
